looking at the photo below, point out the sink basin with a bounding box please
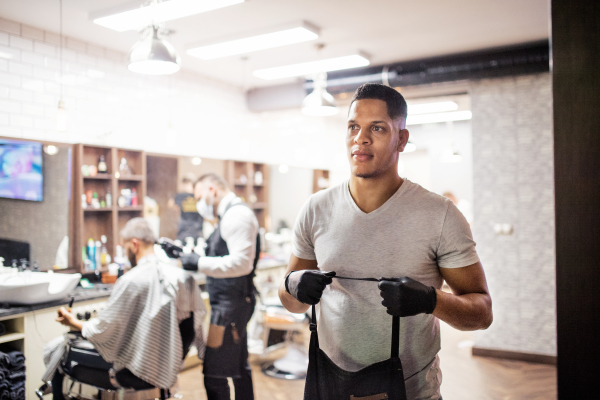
[0,271,81,305]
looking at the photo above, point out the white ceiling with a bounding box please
[0,0,549,88]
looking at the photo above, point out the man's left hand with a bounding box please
[378,277,437,317]
[56,307,83,331]
[180,252,201,271]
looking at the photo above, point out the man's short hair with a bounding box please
[182,172,197,185]
[350,83,408,121]
[196,173,229,190]
[120,217,156,245]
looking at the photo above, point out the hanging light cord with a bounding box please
[59,0,63,102]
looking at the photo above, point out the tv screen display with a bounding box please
[0,139,43,201]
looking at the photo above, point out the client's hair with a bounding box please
[197,173,230,191]
[120,217,156,245]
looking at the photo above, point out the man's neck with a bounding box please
[349,169,404,214]
[136,246,155,263]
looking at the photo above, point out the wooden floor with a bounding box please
[178,322,557,400]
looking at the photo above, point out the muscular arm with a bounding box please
[278,254,319,313]
[433,261,493,331]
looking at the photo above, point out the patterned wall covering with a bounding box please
[0,147,69,269]
[471,73,556,356]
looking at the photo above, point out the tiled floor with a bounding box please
[178,322,557,400]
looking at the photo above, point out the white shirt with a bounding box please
[198,192,259,278]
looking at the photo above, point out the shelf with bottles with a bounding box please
[82,215,113,273]
[116,181,142,209]
[81,179,114,211]
[116,149,143,179]
[81,145,111,177]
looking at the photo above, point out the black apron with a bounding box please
[304,276,408,400]
[203,201,260,378]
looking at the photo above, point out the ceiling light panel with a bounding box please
[253,54,370,80]
[187,22,319,60]
[406,110,472,126]
[408,101,458,115]
[91,0,245,32]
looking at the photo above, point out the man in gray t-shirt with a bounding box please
[279,83,492,400]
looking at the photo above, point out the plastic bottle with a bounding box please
[106,191,112,207]
[98,155,107,173]
[95,241,102,270]
[88,238,96,270]
[131,188,138,206]
[100,235,109,267]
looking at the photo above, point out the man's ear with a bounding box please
[397,128,409,152]
[131,238,139,253]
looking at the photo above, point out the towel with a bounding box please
[9,387,24,400]
[6,352,24,370]
[0,322,5,335]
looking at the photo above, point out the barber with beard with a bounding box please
[180,173,260,400]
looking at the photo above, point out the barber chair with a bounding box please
[37,315,195,400]
[259,300,310,380]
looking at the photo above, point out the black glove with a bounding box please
[157,238,183,259]
[378,277,437,317]
[180,252,201,271]
[285,270,336,305]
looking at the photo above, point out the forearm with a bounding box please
[432,289,492,331]
[278,280,310,314]
[69,319,83,331]
[199,253,253,278]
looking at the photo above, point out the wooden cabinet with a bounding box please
[225,160,270,230]
[72,145,146,272]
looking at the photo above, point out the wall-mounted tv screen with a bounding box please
[0,139,43,201]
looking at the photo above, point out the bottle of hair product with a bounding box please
[95,241,102,270]
[100,235,109,267]
[131,188,138,206]
[106,191,112,207]
[98,155,107,173]
[87,238,96,270]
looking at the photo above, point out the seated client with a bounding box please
[43,217,206,399]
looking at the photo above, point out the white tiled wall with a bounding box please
[471,73,556,356]
[0,17,351,172]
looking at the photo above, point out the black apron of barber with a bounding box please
[203,201,260,379]
[304,302,407,400]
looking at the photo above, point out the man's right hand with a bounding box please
[285,270,336,305]
[180,252,200,271]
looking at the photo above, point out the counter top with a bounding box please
[0,285,113,319]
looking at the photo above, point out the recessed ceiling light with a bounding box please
[406,111,472,126]
[253,54,370,80]
[91,0,245,32]
[408,101,458,115]
[187,21,319,60]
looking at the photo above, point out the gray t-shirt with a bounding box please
[293,179,479,400]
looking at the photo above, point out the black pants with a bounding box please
[203,298,255,400]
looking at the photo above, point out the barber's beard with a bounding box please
[127,249,137,268]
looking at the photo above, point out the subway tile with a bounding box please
[0,32,8,46]
[10,114,33,128]
[21,128,46,140]
[67,37,86,52]
[63,48,78,62]
[9,35,33,51]
[9,61,33,76]
[22,103,45,117]
[9,88,33,102]
[0,112,8,125]
[0,86,9,98]
[105,49,125,61]
[33,117,55,130]
[34,41,56,57]
[0,18,20,35]
[33,66,57,81]
[0,125,22,138]
[0,59,6,72]
[0,44,21,61]
[22,78,46,96]
[44,31,61,46]
[0,99,20,113]
[34,92,56,106]
[86,43,105,57]
[21,51,45,66]
[77,52,96,66]
[21,25,44,41]
[0,72,20,87]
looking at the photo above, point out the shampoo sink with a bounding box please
[0,271,81,305]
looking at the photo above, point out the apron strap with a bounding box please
[310,304,317,332]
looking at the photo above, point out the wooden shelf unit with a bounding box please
[0,315,24,352]
[313,169,330,193]
[225,160,270,229]
[72,144,146,272]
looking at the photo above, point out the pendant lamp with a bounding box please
[128,25,181,75]
[302,72,338,116]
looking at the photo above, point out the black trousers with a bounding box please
[203,298,255,400]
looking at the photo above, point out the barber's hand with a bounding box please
[378,277,437,317]
[285,270,336,305]
[180,252,201,271]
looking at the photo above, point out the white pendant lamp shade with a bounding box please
[302,72,338,116]
[128,25,181,75]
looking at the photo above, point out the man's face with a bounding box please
[194,181,215,203]
[346,98,409,179]
[122,239,138,267]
